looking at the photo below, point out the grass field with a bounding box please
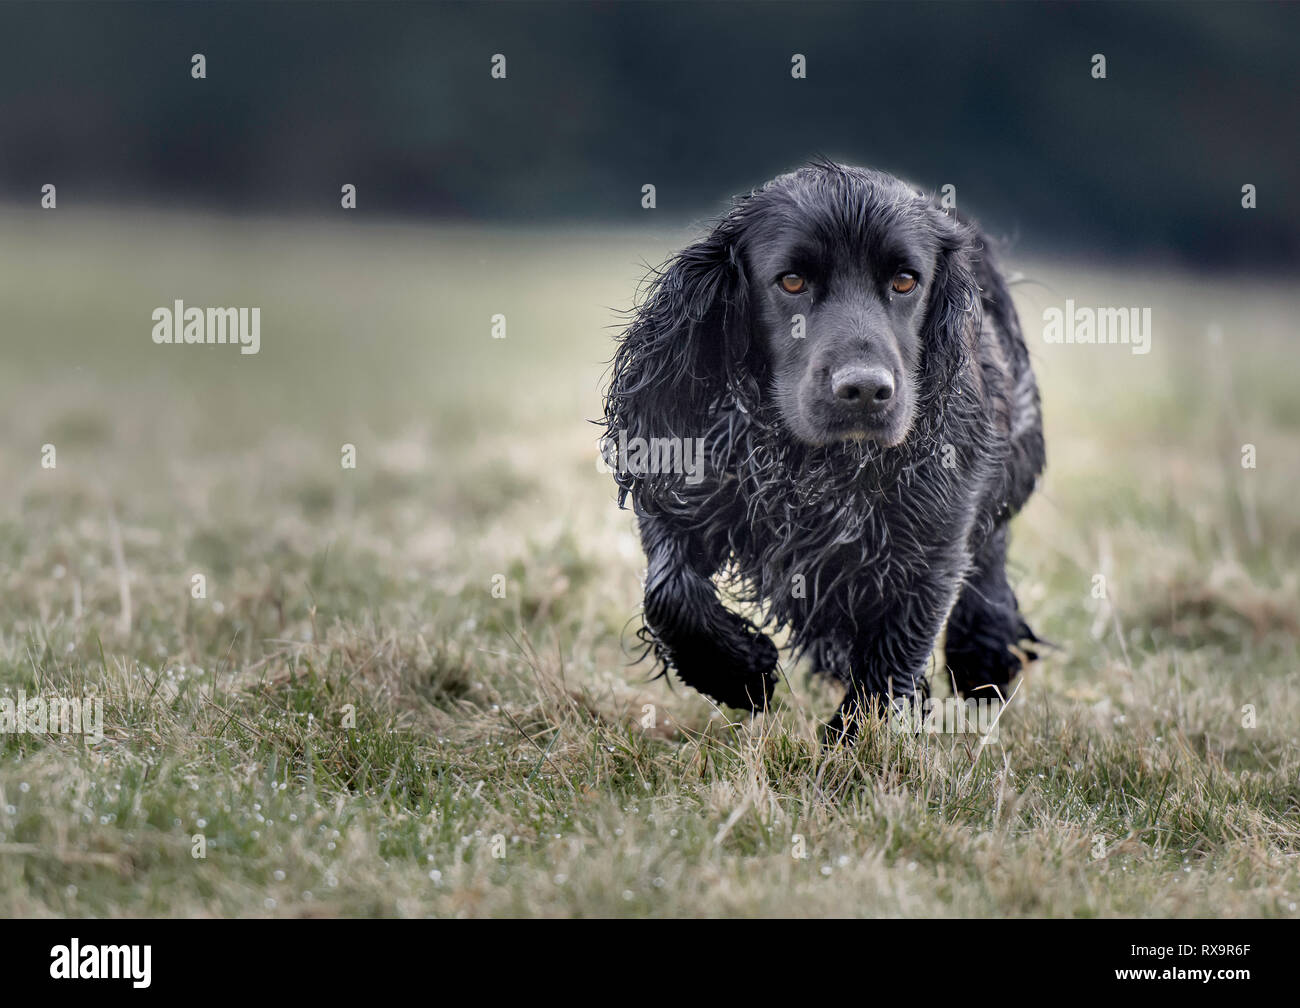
[1,206,1297,917]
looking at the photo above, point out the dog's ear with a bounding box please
[918,208,982,403]
[603,211,753,505]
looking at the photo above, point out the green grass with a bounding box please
[1,206,1297,917]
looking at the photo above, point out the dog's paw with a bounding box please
[820,690,905,747]
[945,618,1040,699]
[820,706,859,747]
[661,610,779,712]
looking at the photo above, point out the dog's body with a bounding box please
[602,162,1044,737]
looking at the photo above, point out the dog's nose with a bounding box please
[831,365,894,408]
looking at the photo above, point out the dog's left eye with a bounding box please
[891,270,919,295]
[778,273,807,294]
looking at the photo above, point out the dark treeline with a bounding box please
[0,1,1295,269]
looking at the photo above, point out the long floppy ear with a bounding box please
[914,208,983,424]
[602,210,754,508]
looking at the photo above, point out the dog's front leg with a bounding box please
[638,513,779,711]
[823,561,965,744]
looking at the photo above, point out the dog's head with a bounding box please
[741,166,975,447]
[605,161,981,463]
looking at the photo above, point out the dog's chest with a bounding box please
[714,463,932,590]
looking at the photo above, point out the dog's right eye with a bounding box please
[778,273,807,294]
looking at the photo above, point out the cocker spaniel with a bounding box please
[602,160,1045,739]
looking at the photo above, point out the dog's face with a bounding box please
[740,172,946,448]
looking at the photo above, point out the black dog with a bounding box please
[602,161,1045,739]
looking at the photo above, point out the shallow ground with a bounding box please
[1,207,1297,916]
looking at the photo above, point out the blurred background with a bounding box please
[1,0,1297,267]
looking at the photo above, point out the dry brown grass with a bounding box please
[0,207,1297,916]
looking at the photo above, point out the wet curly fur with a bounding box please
[601,161,1045,740]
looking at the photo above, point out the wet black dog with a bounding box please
[602,161,1045,739]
